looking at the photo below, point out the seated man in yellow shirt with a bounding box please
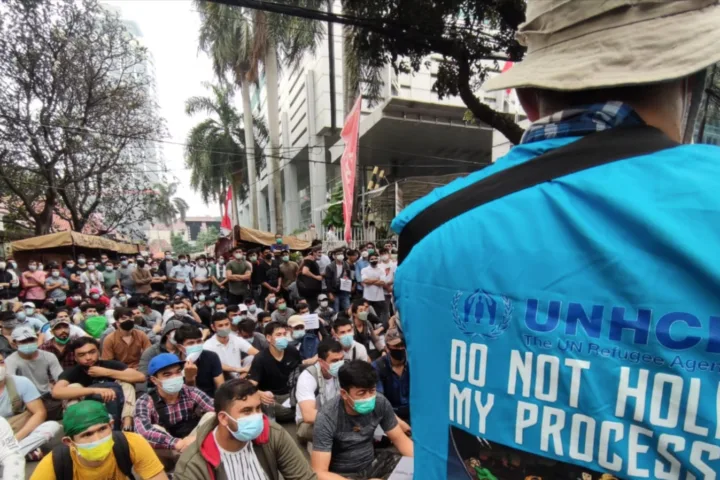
[30,400,167,480]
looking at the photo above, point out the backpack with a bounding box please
[298,332,320,360]
[52,431,135,479]
[289,363,321,409]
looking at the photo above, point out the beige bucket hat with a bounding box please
[483,0,720,92]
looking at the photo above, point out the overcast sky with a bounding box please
[104,0,219,218]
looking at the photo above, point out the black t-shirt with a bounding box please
[195,350,223,397]
[248,347,301,394]
[256,260,280,294]
[195,306,213,328]
[59,360,128,387]
[298,259,321,294]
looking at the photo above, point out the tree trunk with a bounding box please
[265,45,284,234]
[35,190,56,235]
[240,80,259,229]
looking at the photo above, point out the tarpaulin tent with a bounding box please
[10,231,141,268]
[214,226,313,258]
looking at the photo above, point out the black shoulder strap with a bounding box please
[52,444,73,480]
[112,431,135,479]
[149,389,170,430]
[398,125,679,264]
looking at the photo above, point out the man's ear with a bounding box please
[517,88,541,122]
[61,437,73,447]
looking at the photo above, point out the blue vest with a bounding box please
[392,137,720,480]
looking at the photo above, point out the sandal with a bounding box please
[26,448,44,462]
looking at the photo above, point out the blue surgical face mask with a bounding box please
[274,337,289,351]
[248,305,257,313]
[159,375,184,394]
[224,412,264,442]
[292,329,305,340]
[340,333,354,348]
[328,360,345,377]
[232,315,243,325]
[18,343,38,355]
[185,344,203,356]
[15,312,26,322]
[216,327,232,338]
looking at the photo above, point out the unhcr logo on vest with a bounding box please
[452,290,512,340]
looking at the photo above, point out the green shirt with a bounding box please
[103,270,118,291]
[226,260,250,296]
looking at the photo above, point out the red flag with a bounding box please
[341,97,362,244]
[501,61,513,95]
[221,187,232,237]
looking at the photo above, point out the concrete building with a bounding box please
[146,216,221,254]
[235,3,525,236]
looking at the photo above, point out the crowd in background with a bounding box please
[0,236,411,480]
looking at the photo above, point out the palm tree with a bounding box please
[151,182,189,229]
[185,82,267,218]
[195,0,329,233]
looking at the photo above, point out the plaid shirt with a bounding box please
[521,101,644,144]
[134,385,214,449]
[39,339,75,369]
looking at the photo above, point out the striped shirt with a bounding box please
[213,428,267,480]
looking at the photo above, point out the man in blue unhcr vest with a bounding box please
[392,1,720,479]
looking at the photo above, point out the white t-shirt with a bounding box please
[361,265,386,302]
[378,261,397,285]
[79,271,104,295]
[213,428,268,480]
[0,416,24,480]
[294,366,340,424]
[204,334,254,370]
[343,341,368,362]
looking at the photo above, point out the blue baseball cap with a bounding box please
[148,353,184,377]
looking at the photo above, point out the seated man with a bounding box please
[0,352,62,461]
[167,299,203,328]
[139,296,164,329]
[203,312,258,379]
[101,307,152,369]
[5,326,63,420]
[174,324,223,398]
[235,318,268,351]
[174,378,315,480]
[134,354,215,468]
[373,328,410,423]
[270,296,295,324]
[30,400,167,480]
[138,319,184,381]
[248,322,316,423]
[295,339,344,445]
[311,360,413,480]
[0,416,25,478]
[40,316,80,369]
[40,308,87,342]
[52,337,145,431]
[332,316,369,362]
[254,311,272,334]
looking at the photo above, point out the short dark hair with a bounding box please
[215,299,227,307]
[233,247,243,253]
[227,305,240,314]
[333,315,353,332]
[55,308,70,316]
[379,248,389,255]
[317,338,343,361]
[296,302,309,312]
[264,321,286,336]
[346,249,359,257]
[338,360,377,391]
[113,307,132,321]
[211,311,229,324]
[95,304,106,314]
[311,239,322,247]
[215,378,258,412]
[175,324,202,345]
[238,319,256,335]
[126,297,139,309]
[172,299,186,308]
[69,337,100,354]
[138,296,152,307]
[350,299,365,314]
[258,312,271,323]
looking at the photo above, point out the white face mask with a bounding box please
[380,255,389,262]
[336,255,344,262]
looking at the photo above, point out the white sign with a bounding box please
[340,278,352,292]
[302,313,319,330]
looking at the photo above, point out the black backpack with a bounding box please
[52,431,135,480]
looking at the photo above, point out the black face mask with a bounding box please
[120,320,135,331]
[370,261,378,267]
[137,260,145,268]
[389,349,406,362]
[264,254,273,261]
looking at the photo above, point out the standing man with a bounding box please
[256,247,281,306]
[79,259,105,296]
[132,258,153,295]
[22,260,47,306]
[298,248,323,310]
[393,2,720,477]
[102,258,118,294]
[210,255,227,297]
[116,256,136,296]
[168,255,194,298]
[225,247,252,306]
[0,258,20,309]
[278,251,299,301]
[191,256,212,299]
[353,248,369,299]
[360,252,386,321]
[325,249,352,313]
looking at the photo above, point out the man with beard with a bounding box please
[52,337,145,431]
[40,315,80,368]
